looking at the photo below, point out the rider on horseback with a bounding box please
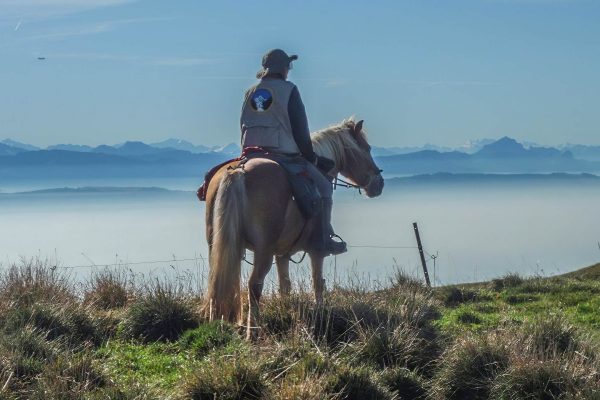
[240,49,347,256]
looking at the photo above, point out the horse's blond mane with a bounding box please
[311,117,368,169]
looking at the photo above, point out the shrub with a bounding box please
[431,334,510,400]
[122,280,198,342]
[85,268,131,310]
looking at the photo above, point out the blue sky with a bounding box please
[0,0,599,147]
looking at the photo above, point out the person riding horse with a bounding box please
[240,49,347,256]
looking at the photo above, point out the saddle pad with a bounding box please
[197,149,322,219]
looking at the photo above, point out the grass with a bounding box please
[0,259,599,398]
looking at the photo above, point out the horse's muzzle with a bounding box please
[365,173,384,198]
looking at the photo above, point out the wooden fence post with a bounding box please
[413,222,431,287]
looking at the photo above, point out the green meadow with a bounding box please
[0,260,598,399]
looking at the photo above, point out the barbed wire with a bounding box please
[57,257,203,270]
[30,243,435,271]
[348,245,418,249]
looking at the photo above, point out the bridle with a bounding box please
[333,169,383,195]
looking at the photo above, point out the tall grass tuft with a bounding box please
[325,364,392,400]
[380,367,427,400]
[179,320,237,357]
[0,259,74,308]
[181,353,267,400]
[84,268,131,310]
[430,333,510,399]
[2,303,103,347]
[491,272,524,291]
[122,279,198,342]
[490,358,585,399]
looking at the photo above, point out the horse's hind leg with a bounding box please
[275,256,291,296]
[246,250,273,341]
[309,253,326,305]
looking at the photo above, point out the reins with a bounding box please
[242,250,307,266]
[333,175,362,194]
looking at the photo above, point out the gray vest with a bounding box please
[240,78,300,155]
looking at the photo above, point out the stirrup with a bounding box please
[325,234,347,256]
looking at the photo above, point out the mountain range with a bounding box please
[1,137,600,179]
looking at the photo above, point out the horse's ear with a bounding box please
[354,120,364,135]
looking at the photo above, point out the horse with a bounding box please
[203,118,384,339]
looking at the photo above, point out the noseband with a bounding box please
[333,169,383,194]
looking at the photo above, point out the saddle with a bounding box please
[197,147,322,218]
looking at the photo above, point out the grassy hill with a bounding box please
[0,260,598,399]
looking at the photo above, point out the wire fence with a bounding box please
[34,243,438,280]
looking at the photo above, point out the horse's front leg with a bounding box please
[309,253,326,305]
[246,250,273,341]
[275,256,291,296]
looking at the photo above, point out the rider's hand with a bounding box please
[316,156,335,174]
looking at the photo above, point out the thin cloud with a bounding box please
[21,17,168,41]
[0,0,140,21]
[153,57,221,67]
[46,52,141,62]
[46,52,221,67]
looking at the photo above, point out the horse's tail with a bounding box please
[205,167,246,323]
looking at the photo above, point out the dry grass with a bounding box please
[0,259,598,399]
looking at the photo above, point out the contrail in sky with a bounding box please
[14,20,22,31]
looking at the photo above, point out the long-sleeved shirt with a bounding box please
[287,85,316,163]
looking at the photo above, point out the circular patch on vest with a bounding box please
[250,88,273,112]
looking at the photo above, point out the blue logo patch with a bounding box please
[251,88,273,112]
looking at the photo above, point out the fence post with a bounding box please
[412,222,431,287]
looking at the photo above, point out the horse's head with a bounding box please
[313,118,384,198]
[339,119,384,198]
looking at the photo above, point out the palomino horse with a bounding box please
[203,118,384,339]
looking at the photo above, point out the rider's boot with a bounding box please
[312,198,347,256]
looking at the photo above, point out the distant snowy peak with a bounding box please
[0,143,25,156]
[458,138,496,154]
[150,138,213,153]
[476,137,527,157]
[212,143,240,156]
[117,141,161,155]
[475,137,570,158]
[371,144,451,157]
[559,144,600,161]
[47,144,92,152]
[1,139,39,151]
